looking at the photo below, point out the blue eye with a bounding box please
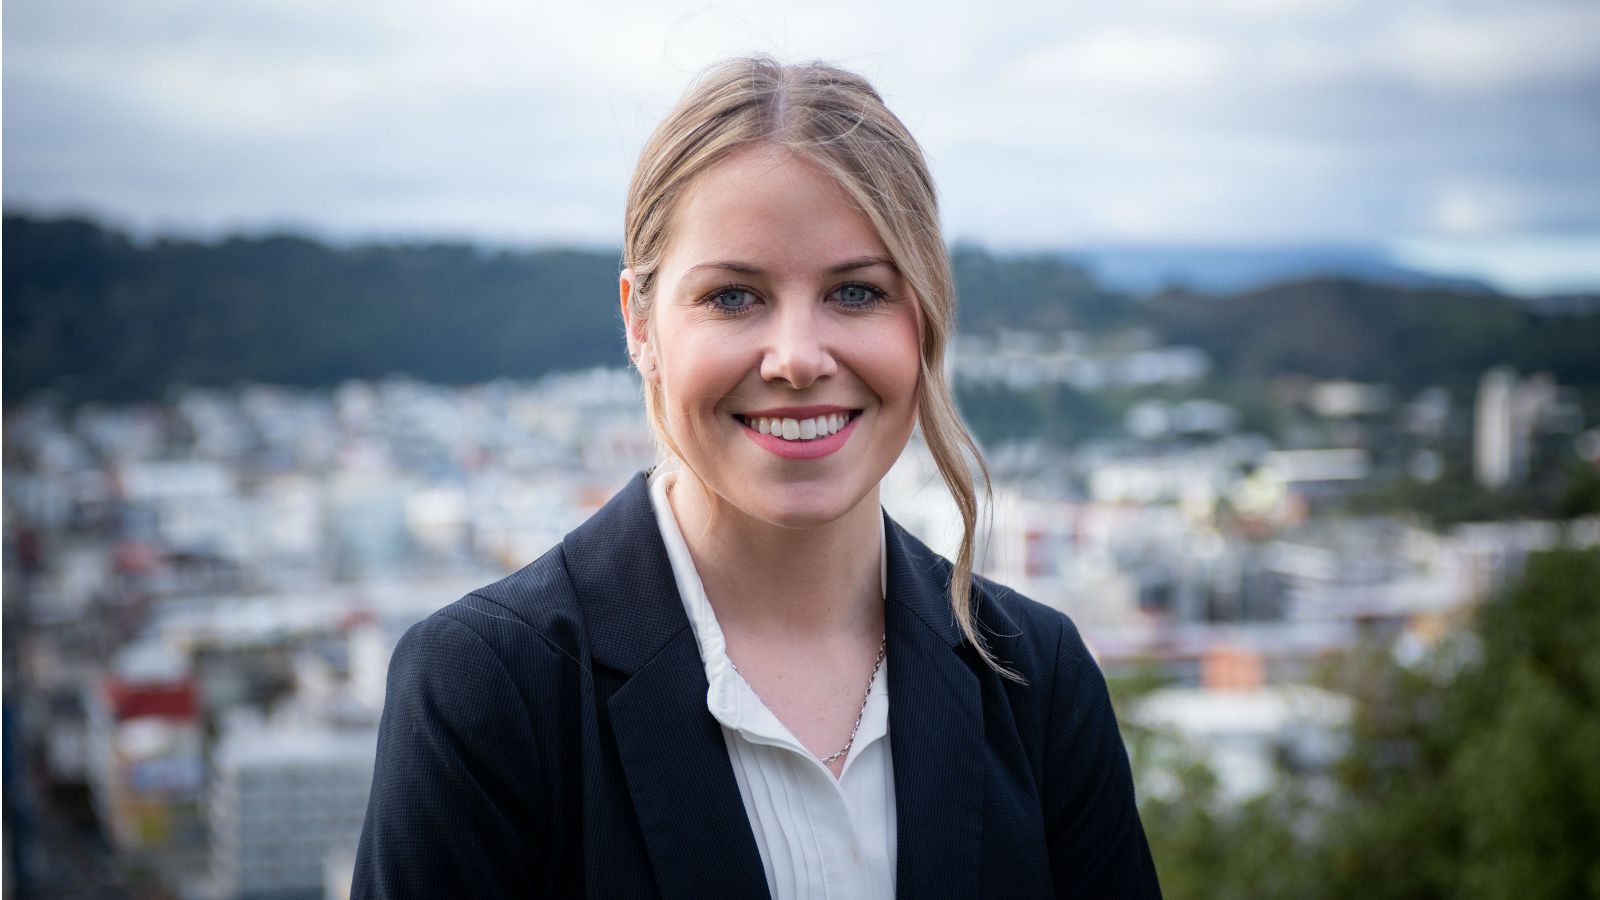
[830,282,888,309]
[705,286,759,314]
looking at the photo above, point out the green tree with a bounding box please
[1122,548,1600,899]
[1111,666,1317,900]
[1131,736,1316,900]
[1319,547,1600,899]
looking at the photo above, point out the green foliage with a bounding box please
[3,216,628,404]
[953,381,1120,447]
[1111,664,1321,899]
[1449,661,1600,898]
[1123,713,1320,898]
[2,217,1144,406]
[1148,278,1600,396]
[9,216,1600,422]
[1340,458,1562,526]
[1558,462,1600,519]
[949,243,1138,332]
[1127,548,1600,900]
[1330,548,1600,899]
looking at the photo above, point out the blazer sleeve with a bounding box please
[1044,614,1164,898]
[351,611,545,898]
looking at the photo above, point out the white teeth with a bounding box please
[744,412,854,441]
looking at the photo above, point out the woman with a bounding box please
[353,55,1161,898]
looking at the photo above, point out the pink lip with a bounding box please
[736,410,862,460]
[739,404,856,419]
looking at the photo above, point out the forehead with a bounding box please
[661,144,893,280]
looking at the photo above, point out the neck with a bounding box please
[665,465,884,640]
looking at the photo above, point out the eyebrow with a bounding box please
[677,255,898,288]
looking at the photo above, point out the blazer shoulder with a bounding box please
[884,515,1082,679]
[357,556,578,896]
[967,571,1091,682]
[973,584,1162,896]
[425,543,590,675]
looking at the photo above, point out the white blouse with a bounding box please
[647,465,898,899]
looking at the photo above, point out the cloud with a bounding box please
[1382,6,1600,93]
[4,0,1597,255]
[1004,31,1232,96]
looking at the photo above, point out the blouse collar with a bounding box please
[646,462,889,768]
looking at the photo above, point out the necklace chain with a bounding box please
[729,633,887,765]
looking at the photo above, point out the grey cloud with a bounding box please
[3,0,1597,263]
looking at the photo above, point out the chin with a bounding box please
[733,481,871,531]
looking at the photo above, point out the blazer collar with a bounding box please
[562,470,983,896]
[562,469,970,671]
[560,469,691,674]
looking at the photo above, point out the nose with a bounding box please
[759,299,838,390]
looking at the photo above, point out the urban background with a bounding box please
[5,1,1600,898]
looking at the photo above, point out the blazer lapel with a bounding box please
[563,472,771,898]
[883,513,985,898]
[609,630,772,897]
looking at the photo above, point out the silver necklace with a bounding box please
[730,633,888,765]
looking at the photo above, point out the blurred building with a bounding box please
[1474,367,1581,489]
[8,363,1594,896]
[1131,674,1354,805]
[951,330,1211,392]
[208,721,376,900]
[84,641,207,879]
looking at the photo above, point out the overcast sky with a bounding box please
[6,0,1599,291]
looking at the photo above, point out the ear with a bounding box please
[619,268,659,383]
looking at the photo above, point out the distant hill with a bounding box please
[5,215,1598,406]
[3,216,626,404]
[1,216,1133,405]
[1066,243,1494,296]
[1147,278,1600,394]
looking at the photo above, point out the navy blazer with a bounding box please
[352,471,1161,898]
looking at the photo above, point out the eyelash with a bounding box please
[698,281,891,316]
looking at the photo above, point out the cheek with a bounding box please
[657,327,752,418]
[892,311,924,394]
[890,352,923,420]
[852,318,922,414]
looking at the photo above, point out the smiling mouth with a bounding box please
[733,410,862,442]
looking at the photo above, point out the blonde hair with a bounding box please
[622,55,1011,678]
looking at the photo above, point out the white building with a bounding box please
[1475,367,1521,489]
[1474,367,1573,490]
[208,722,377,900]
[1131,683,1354,805]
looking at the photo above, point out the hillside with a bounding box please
[6,215,1597,406]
